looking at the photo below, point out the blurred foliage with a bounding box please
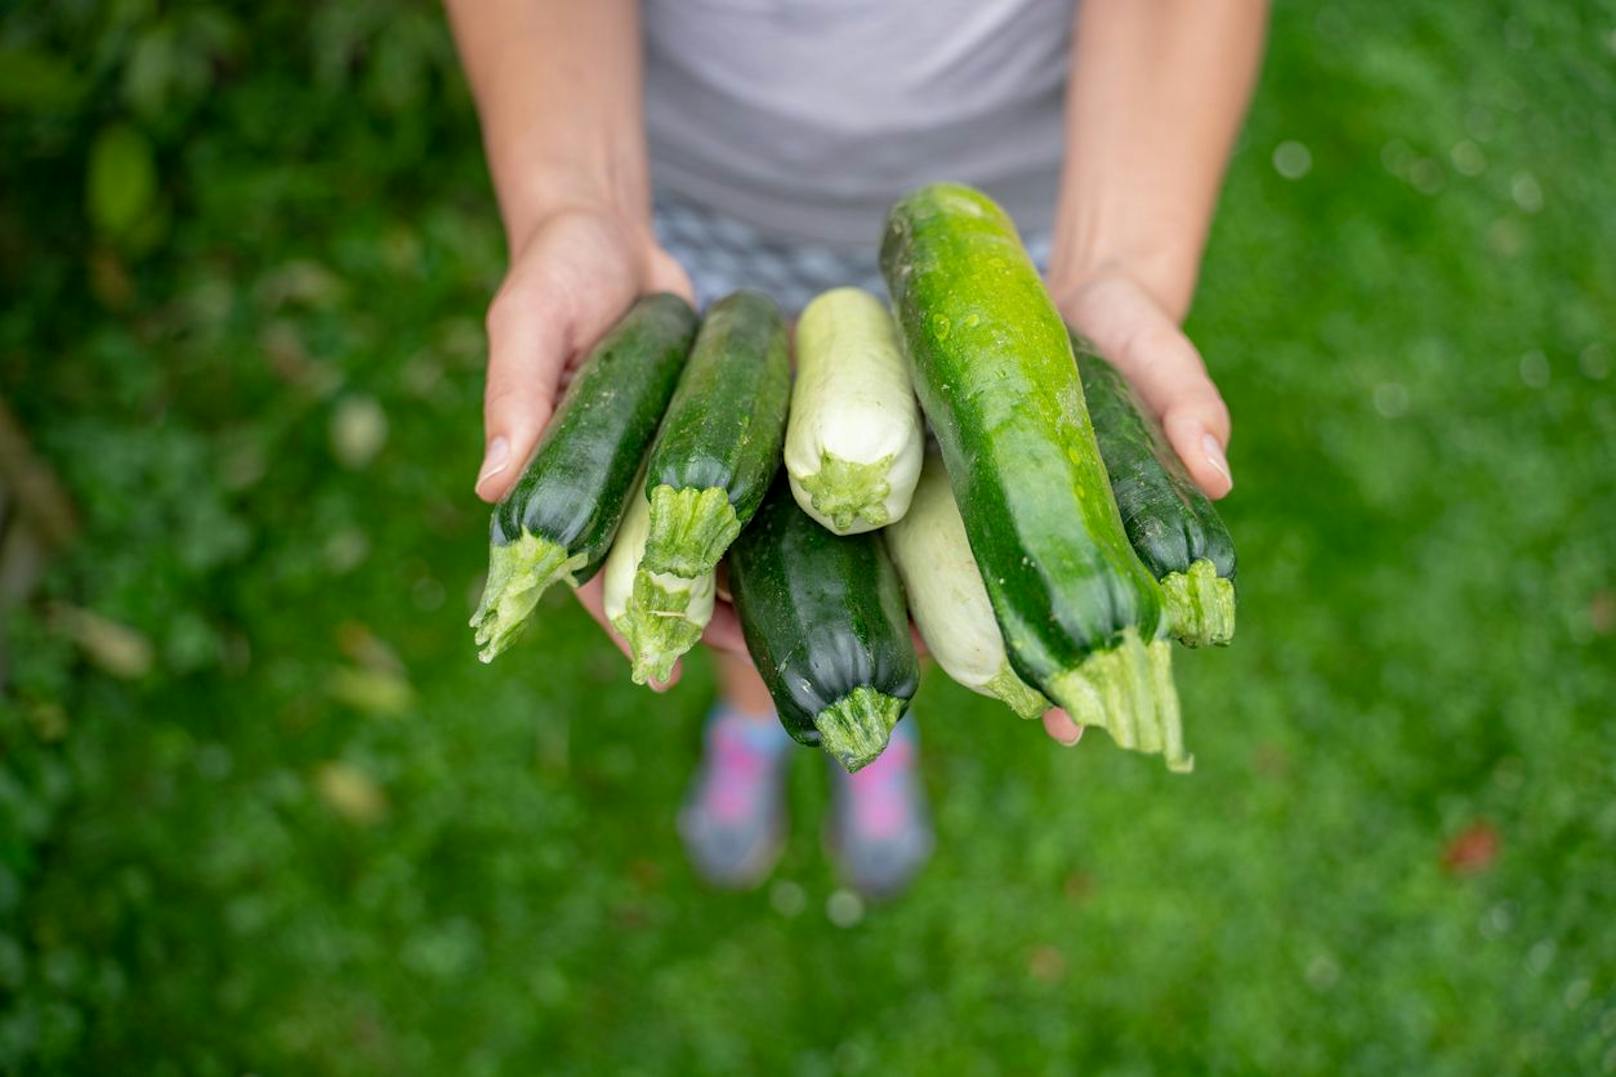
[1,0,1614,1073]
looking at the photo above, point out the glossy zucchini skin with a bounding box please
[642,290,791,576]
[472,294,698,661]
[882,184,1191,770]
[880,183,1163,681]
[1074,333,1237,646]
[489,293,697,572]
[727,474,919,771]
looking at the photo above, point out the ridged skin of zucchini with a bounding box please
[642,290,791,576]
[727,474,919,771]
[880,184,1163,678]
[1073,334,1237,647]
[472,294,698,661]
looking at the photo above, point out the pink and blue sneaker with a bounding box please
[825,718,934,899]
[678,706,934,896]
[677,706,795,888]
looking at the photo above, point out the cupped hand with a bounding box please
[474,207,693,501]
[1054,267,1234,499]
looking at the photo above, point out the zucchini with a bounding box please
[1073,332,1237,647]
[471,294,698,662]
[881,182,1188,772]
[641,290,791,578]
[784,287,925,534]
[601,476,716,686]
[727,473,919,772]
[886,451,1050,720]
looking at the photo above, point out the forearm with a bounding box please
[444,0,650,248]
[1051,0,1268,321]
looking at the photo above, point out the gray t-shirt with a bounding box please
[644,0,1075,251]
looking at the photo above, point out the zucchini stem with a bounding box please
[984,662,1051,721]
[642,485,741,578]
[792,451,895,533]
[1044,628,1192,772]
[614,569,710,687]
[471,534,587,663]
[815,686,907,772]
[1161,559,1236,648]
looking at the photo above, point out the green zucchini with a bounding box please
[470,293,697,663]
[641,290,791,578]
[886,451,1050,720]
[727,473,919,772]
[881,182,1188,772]
[601,476,716,686]
[1073,332,1237,647]
[784,287,925,534]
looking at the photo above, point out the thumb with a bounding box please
[476,279,574,503]
[645,247,696,306]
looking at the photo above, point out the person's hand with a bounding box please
[473,206,736,688]
[473,207,692,500]
[1053,266,1234,499]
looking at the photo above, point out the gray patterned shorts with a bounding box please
[654,193,1053,315]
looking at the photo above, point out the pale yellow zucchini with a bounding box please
[784,287,924,535]
[884,452,1050,720]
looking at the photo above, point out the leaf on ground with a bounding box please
[87,124,157,240]
[1441,821,1500,876]
[315,761,388,825]
[326,666,412,717]
[51,603,154,679]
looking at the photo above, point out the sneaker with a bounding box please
[826,718,934,899]
[677,706,795,888]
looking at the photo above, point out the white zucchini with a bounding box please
[884,452,1050,720]
[784,287,924,534]
[603,478,715,686]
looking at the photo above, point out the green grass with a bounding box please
[3,1,1614,1073]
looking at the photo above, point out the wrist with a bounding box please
[495,153,652,257]
[1048,241,1199,327]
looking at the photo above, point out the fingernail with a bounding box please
[476,436,510,489]
[1056,724,1084,747]
[1201,433,1233,491]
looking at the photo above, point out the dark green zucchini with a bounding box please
[641,290,791,578]
[727,473,919,772]
[471,293,698,662]
[1073,332,1237,647]
[881,182,1188,771]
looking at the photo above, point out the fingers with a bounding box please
[476,272,572,503]
[1043,707,1085,746]
[1067,273,1234,499]
[645,246,697,305]
[572,577,683,692]
[699,601,751,658]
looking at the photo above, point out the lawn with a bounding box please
[1,1,1613,1073]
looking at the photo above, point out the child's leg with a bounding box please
[678,650,794,887]
[715,649,774,718]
